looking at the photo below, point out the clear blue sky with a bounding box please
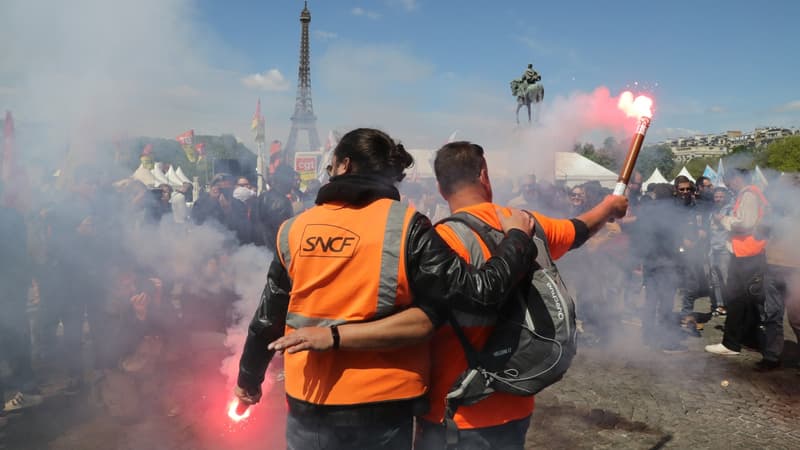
[192,0,800,141]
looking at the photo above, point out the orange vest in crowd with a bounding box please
[424,203,575,429]
[277,198,429,406]
[731,185,768,258]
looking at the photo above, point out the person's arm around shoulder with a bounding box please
[406,207,535,311]
[268,207,536,353]
[268,306,435,354]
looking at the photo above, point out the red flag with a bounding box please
[176,129,194,146]
[195,142,206,160]
[268,140,282,175]
[142,143,154,156]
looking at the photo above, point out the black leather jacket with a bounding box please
[237,175,536,416]
[254,189,294,250]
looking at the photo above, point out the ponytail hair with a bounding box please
[334,128,414,182]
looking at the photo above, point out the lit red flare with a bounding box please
[614,92,655,196]
[617,91,653,119]
[227,399,252,422]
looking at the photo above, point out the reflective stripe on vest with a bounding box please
[280,200,410,329]
[443,221,498,328]
[731,186,768,257]
[278,198,428,405]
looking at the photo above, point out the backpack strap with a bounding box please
[440,210,549,266]
[438,211,503,253]
[436,212,503,448]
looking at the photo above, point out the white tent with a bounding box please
[166,165,184,187]
[175,166,192,184]
[642,168,669,191]
[673,166,696,184]
[554,152,618,188]
[131,164,157,187]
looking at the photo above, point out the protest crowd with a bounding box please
[1,130,799,449]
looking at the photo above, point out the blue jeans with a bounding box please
[415,416,531,450]
[286,412,413,450]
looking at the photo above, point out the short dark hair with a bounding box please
[674,175,694,189]
[434,141,486,197]
[651,183,674,200]
[696,176,711,186]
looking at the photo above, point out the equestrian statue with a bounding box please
[511,63,544,124]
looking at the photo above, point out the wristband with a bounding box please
[330,325,340,350]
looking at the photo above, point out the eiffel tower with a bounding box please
[284,1,321,164]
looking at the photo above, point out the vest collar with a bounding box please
[316,174,401,206]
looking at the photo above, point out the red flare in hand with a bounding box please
[227,399,251,422]
[613,92,655,196]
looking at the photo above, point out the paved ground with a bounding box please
[527,312,800,450]
[2,302,799,450]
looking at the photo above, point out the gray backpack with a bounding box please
[437,212,577,442]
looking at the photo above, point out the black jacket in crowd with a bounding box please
[254,189,294,251]
[237,174,536,423]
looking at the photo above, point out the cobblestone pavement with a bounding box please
[526,312,800,450]
[2,310,798,450]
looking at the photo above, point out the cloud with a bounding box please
[351,7,381,19]
[388,0,418,11]
[241,69,291,92]
[0,0,298,163]
[708,105,726,114]
[313,29,338,40]
[774,100,800,113]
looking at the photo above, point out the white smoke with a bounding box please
[0,0,267,155]
[221,245,273,388]
[483,87,640,180]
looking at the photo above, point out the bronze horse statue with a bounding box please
[511,79,544,124]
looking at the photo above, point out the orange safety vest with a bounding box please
[731,185,768,257]
[276,198,429,406]
[424,203,535,429]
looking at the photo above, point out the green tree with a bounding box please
[573,142,620,171]
[764,136,800,172]
[636,144,675,179]
[729,144,755,155]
